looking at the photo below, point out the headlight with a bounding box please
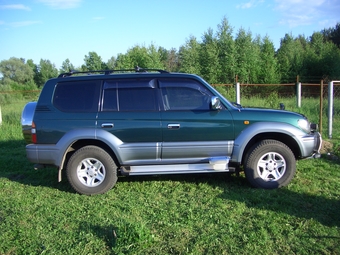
[298,119,311,133]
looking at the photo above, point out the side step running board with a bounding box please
[120,157,233,176]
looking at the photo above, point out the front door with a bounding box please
[159,78,234,163]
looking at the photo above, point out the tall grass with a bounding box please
[0,85,39,106]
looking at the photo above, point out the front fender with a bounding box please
[231,122,308,163]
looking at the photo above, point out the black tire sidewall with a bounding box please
[244,140,296,189]
[66,146,117,195]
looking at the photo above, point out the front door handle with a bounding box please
[101,123,114,128]
[168,124,180,129]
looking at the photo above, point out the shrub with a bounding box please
[214,85,236,102]
[333,139,340,158]
[0,81,39,105]
[265,91,279,109]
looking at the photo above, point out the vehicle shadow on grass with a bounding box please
[77,223,118,251]
[0,139,73,193]
[119,172,340,229]
[1,139,339,229]
[222,177,340,229]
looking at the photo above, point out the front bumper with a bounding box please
[312,132,322,158]
[300,132,322,159]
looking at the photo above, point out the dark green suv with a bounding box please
[21,68,322,195]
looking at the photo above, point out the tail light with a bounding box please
[31,122,37,143]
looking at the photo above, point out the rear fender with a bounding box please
[56,128,123,169]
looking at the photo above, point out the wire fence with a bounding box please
[323,81,340,139]
[213,80,340,139]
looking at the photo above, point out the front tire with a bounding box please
[244,140,296,189]
[66,146,118,195]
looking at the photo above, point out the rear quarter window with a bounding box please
[53,80,101,112]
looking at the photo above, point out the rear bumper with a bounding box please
[26,144,60,167]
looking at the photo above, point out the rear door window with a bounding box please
[102,79,158,111]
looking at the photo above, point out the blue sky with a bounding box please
[1,0,339,69]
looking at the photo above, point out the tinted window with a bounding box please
[53,81,100,112]
[102,88,118,111]
[159,79,213,110]
[103,79,158,111]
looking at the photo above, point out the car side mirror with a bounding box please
[211,96,222,110]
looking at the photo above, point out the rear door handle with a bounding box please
[101,123,114,128]
[168,124,180,129]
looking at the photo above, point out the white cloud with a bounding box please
[237,2,253,9]
[37,0,82,9]
[236,0,264,9]
[93,17,105,20]
[10,20,42,27]
[0,4,31,11]
[274,0,340,28]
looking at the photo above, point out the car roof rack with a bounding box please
[58,66,169,78]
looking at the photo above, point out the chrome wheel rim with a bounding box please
[256,152,286,182]
[76,158,106,187]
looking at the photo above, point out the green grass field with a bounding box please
[0,97,339,254]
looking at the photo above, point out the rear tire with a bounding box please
[66,146,117,195]
[244,140,296,189]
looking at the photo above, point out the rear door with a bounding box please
[159,78,234,163]
[97,78,162,165]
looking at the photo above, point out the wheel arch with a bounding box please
[63,139,120,167]
[231,122,305,165]
[58,138,121,182]
[240,132,300,165]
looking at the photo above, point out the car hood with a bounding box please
[230,107,307,128]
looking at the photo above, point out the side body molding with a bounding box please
[93,129,161,165]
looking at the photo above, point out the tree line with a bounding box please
[1,17,340,91]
